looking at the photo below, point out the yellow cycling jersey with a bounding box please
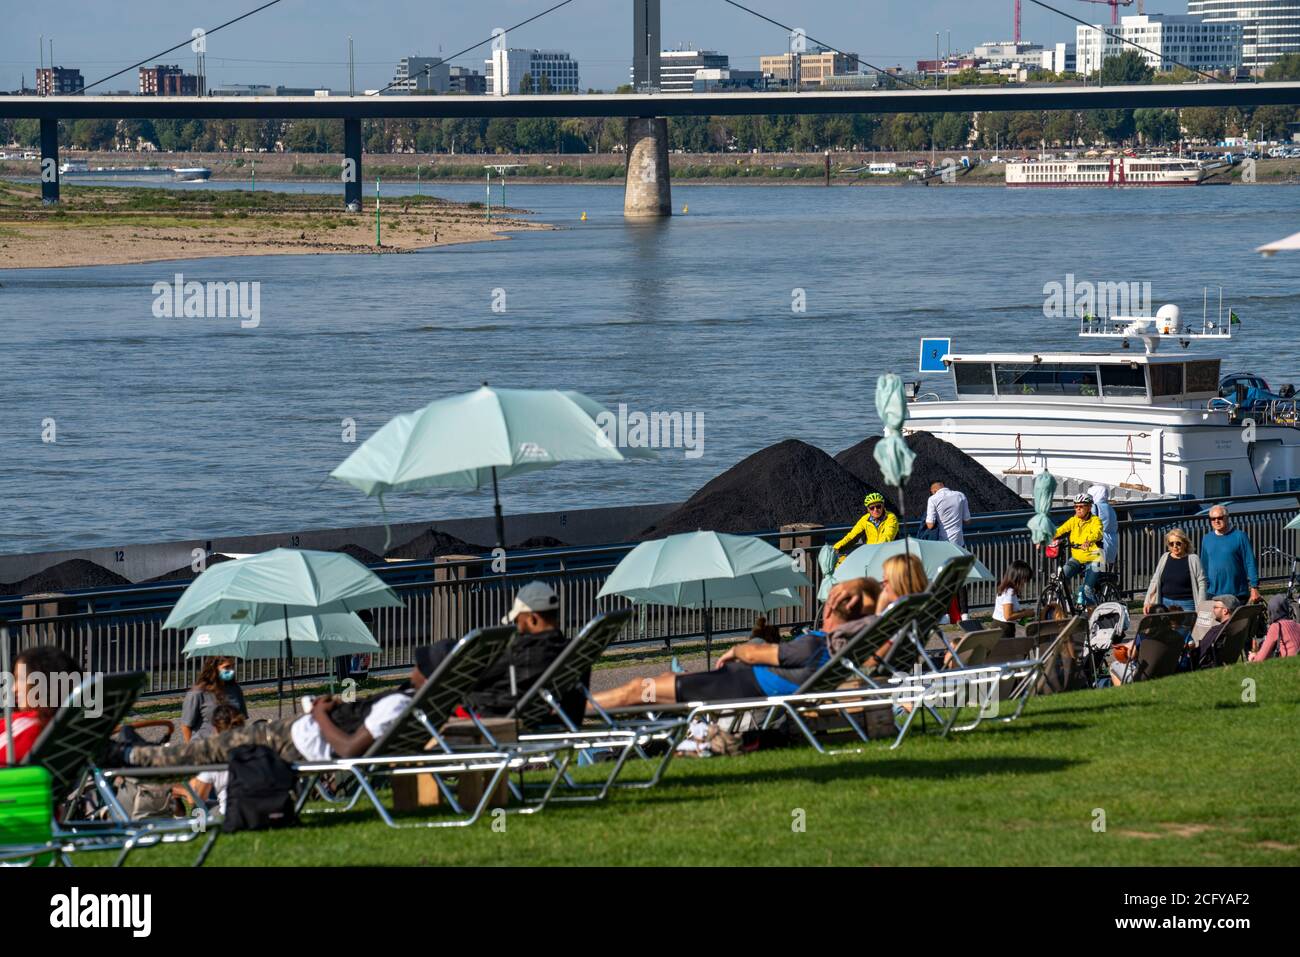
[834,510,900,552]
[1054,514,1103,565]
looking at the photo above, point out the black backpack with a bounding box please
[222,744,299,833]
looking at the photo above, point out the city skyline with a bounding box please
[2,0,1125,93]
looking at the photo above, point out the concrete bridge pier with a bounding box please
[343,116,362,211]
[624,117,671,218]
[40,117,60,204]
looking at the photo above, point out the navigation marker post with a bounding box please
[375,178,381,247]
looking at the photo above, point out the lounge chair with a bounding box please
[1125,611,1194,682]
[1201,602,1266,668]
[118,626,573,834]
[0,671,210,866]
[463,609,648,801]
[653,593,936,759]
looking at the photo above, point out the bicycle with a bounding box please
[1261,546,1300,623]
[1036,547,1122,621]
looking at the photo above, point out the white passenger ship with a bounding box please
[1006,155,1212,187]
[905,305,1300,500]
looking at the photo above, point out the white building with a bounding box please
[486,49,580,96]
[391,56,449,94]
[972,40,1044,67]
[631,50,730,93]
[1040,42,1077,74]
[1076,14,1242,76]
[1189,1,1300,71]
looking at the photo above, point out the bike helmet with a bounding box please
[864,492,885,507]
[1072,493,1092,505]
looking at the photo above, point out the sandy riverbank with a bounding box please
[0,179,551,270]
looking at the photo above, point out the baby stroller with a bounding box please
[1074,601,1131,689]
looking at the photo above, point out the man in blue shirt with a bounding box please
[1200,505,1260,605]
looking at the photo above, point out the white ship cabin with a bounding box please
[905,308,1300,499]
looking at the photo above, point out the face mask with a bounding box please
[219,668,236,682]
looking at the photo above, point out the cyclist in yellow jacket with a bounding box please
[834,492,899,564]
[1050,493,1105,605]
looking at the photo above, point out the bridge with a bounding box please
[5,0,1300,212]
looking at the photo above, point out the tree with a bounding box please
[1092,109,1136,144]
[68,118,117,150]
[1180,107,1225,143]
[519,73,534,95]
[1134,108,1179,145]
[1044,110,1083,147]
[1249,105,1299,141]
[485,117,517,153]
[537,73,552,94]
[1264,53,1300,81]
[1008,111,1044,148]
[1100,49,1154,85]
[931,112,971,149]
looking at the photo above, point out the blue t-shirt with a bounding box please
[1200,528,1258,597]
[752,631,831,697]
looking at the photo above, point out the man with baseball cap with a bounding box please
[473,580,583,720]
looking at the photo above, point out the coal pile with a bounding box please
[386,528,490,560]
[142,553,233,584]
[512,536,569,550]
[834,432,1027,515]
[0,559,131,596]
[639,439,872,538]
[331,544,386,566]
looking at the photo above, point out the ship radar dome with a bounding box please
[1156,303,1181,334]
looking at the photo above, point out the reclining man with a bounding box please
[112,580,577,769]
[112,648,442,769]
[419,580,584,724]
[590,577,882,711]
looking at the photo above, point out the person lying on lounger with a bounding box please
[109,648,442,769]
[589,577,882,711]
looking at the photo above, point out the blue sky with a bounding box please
[1,1,1182,92]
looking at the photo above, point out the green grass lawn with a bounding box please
[98,660,1299,867]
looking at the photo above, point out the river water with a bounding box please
[2,180,1297,554]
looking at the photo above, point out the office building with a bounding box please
[1076,14,1242,75]
[36,66,83,96]
[391,56,449,94]
[1188,1,1300,71]
[647,50,729,93]
[485,49,580,96]
[759,51,857,87]
[690,68,766,92]
[139,65,200,96]
[1041,42,1077,73]
[448,66,486,94]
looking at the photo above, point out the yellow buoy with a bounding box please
[682,204,688,214]
[580,211,587,221]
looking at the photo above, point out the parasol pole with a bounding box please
[491,466,506,549]
[2,625,13,766]
[703,580,712,670]
[283,604,295,716]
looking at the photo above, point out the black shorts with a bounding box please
[675,661,765,703]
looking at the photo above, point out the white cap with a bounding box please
[502,581,559,624]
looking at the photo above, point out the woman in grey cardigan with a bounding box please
[1143,528,1207,613]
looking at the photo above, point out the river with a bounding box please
[2,180,1297,553]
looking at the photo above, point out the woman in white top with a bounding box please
[993,560,1035,637]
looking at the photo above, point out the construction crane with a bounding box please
[1076,0,1139,26]
[1012,0,1144,44]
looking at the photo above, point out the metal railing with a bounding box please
[3,491,1296,698]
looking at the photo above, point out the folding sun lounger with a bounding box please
[655,593,936,762]
[0,671,210,867]
[1201,601,1266,668]
[463,609,651,802]
[1119,610,1196,682]
[288,624,577,828]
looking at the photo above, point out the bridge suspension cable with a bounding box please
[367,0,579,95]
[75,0,287,94]
[1025,0,1225,82]
[718,0,924,90]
